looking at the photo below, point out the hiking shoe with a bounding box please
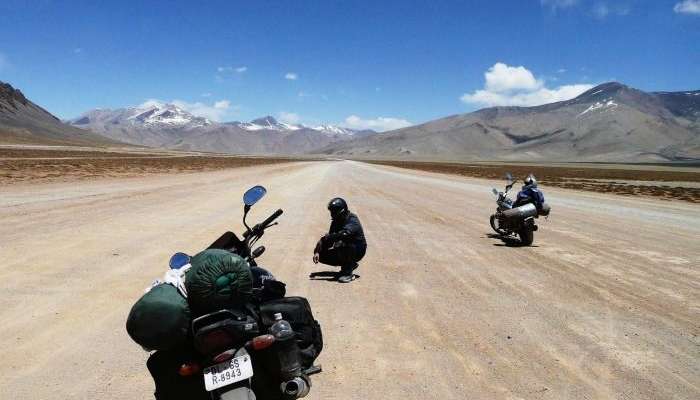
[338,274,356,283]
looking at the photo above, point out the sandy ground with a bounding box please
[0,161,698,400]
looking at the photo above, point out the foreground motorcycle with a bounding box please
[169,185,320,400]
[489,174,550,246]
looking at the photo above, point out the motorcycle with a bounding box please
[168,185,320,400]
[489,173,549,246]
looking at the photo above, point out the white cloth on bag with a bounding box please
[145,263,192,297]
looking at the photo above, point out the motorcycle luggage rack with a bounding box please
[192,309,260,354]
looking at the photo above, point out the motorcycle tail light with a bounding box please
[251,334,275,350]
[199,329,236,354]
[178,363,200,377]
[213,349,236,364]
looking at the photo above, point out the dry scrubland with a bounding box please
[368,160,700,203]
[3,147,699,204]
[0,147,296,185]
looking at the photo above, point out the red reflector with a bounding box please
[251,334,275,350]
[213,349,236,364]
[178,363,200,376]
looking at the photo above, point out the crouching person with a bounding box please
[312,197,367,283]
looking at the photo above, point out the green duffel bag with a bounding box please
[185,249,253,315]
[126,283,191,351]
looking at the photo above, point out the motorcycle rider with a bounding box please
[312,197,366,283]
[513,174,545,211]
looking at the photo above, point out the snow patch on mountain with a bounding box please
[578,99,618,117]
[128,103,212,127]
[233,116,303,132]
[229,116,365,136]
[313,125,356,135]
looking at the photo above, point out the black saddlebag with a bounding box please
[258,296,323,367]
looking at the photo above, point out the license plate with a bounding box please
[203,355,254,391]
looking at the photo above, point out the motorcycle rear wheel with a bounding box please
[489,214,509,236]
[519,228,534,246]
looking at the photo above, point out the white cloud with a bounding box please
[201,92,212,97]
[138,99,164,109]
[73,47,83,54]
[139,98,234,122]
[342,115,412,132]
[285,72,298,80]
[173,100,233,121]
[543,0,630,18]
[674,0,700,14]
[216,66,247,81]
[214,100,230,109]
[557,68,567,74]
[278,112,301,124]
[217,66,246,73]
[592,2,630,19]
[461,62,594,107]
[484,62,543,93]
[541,0,578,10]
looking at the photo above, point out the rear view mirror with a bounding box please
[505,172,513,182]
[169,252,191,269]
[492,188,498,196]
[243,185,267,206]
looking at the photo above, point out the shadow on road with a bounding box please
[309,271,362,283]
[486,233,538,247]
[309,271,340,282]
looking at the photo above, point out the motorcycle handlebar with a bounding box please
[260,209,283,228]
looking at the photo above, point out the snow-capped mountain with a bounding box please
[227,116,367,136]
[70,107,378,154]
[227,116,303,132]
[312,124,358,135]
[72,103,211,131]
[128,104,212,128]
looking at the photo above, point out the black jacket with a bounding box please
[324,211,366,249]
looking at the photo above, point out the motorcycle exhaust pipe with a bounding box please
[502,203,538,220]
[281,377,310,398]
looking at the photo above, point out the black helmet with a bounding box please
[327,197,348,219]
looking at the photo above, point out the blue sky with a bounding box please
[0,0,698,131]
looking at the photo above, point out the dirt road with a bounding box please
[1,161,698,399]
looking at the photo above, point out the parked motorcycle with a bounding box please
[168,185,320,400]
[489,173,549,246]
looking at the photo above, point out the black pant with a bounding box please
[318,242,366,274]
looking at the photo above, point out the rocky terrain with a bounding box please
[318,82,700,162]
[0,81,120,146]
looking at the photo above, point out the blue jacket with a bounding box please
[514,185,545,209]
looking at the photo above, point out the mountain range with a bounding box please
[70,104,375,154]
[318,82,700,162]
[1,80,698,162]
[0,82,119,146]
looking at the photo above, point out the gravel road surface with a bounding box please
[1,161,698,399]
